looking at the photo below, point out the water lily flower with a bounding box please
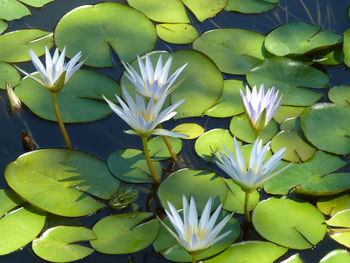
[162,196,232,255]
[16,46,84,93]
[240,85,282,131]
[104,87,186,138]
[123,53,187,100]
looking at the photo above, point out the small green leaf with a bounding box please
[319,249,350,263]
[281,254,304,263]
[225,0,278,13]
[328,85,350,106]
[317,194,350,216]
[273,106,305,123]
[148,136,182,160]
[171,123,204,140]
[157,24,198,44]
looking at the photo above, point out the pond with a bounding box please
[1,0,350,262]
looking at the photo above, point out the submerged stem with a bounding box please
[158,124,178,162]
[141,135,160,184]
[51,92,73,149]
[244,191,251,223]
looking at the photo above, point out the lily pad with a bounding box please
[229,114,278,143]
[247,57,328,106]
[271,131,316,162]
[264,151,347,196]
[281,254,304,263]
[171,123,204,140]
[90,212,159,254]
[326,209,350,227]
[107,148,162,183]
[193,29,266,74]
[5,149,120,217]
[0,189,23,217]
[319,250,350,263]
[317,194,350,216]
[0,0,53,21]
[327,210,350,248]
[311,46,344,65]
[205,80,245,118]
[16,69,118,123]
[265,22,342,56]
[0,29,53,62]
[54,2,156,67]
[273,106,305,123]
[180,0,227,22]
[301,103,350,155]
[0,20,8,34]
[158,168,228,211]
[156,24,198,44]
[204,241,287,263]
[194,129,237,162]
[252,197,326,249]
[0,62,21,89]
[328,85,350,106]
[343,28,350,67]
[148,136,182,160]
[225,0,278,13]
[154,211,240,262]
[32,226,95,262]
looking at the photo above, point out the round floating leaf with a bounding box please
[0,189,23,218]
[193,29,266,74]
[281,254,304,263]
[204,241,287,263]
[0,20,8,34]
[265,22,342,56]
[327,210,350,248]
[0,62,21,89]
[280,117,301,132]
[32,226,95,262]
[271,131,316,162]
[0,29,53,62]
[301,103,350,155]
[54,2,156,67]
[90,212,159,254]
[5,149,120,217]
[319,250,350,263]
[223,179,260,214]
[326,209,350,227]
[252,197,326,249]
[154,211,240,262]
[343,28,350,67]
[148,136,182,160]
[311,46,344,65]
[156,23,198,44]
[328,85,350,106]
[194,129,236,162]
[225,0,278,13]
[0,0,30,21]
[273,106,305,123]
[317,194,350,216]
[264,151,347,195]
[205,80,245,118]
[247,57,328,106]
[229,114,278,143]
[171,123,204,140]
[16,69,118,123]
[127,0,189,23]
[158,168,228,212]
[180,0,227,22]
[107,148,162,183]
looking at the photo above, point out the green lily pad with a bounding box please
[264,151,347,196]
[0,189,23,217]
[281,254,304,263]
[280,117,301,132]
[54,2,156,67]
[225,0,278,13]
[32,226,95,262]
[343,28,350,67]
[0,0,53,21]
[156,24,198,44]
[273,106,305,123]
[5,149,120,217]
[205,80,245,118]
[223,179,260,214]
[171,123,204,140]
[317,194,350,216]
[0,20,8,34]
[158,168,228,212]
[107,148,162,183]
[154,211,240,262]
[326,210,350,248]
[319,250,350,263]
[148,136,182,160]
[193,29,266,74]
[194,129,237,162]
[247,57,328,106]
[271,131,316,162]
[326,209,350,227]
[90,212,159,254]
[204,241,287,263]
[301,103,350,155]
[16,69,118,123]
[180,0,227,22]
[265,22,342,56]
[252,197,326,249]
[0,29,53,62]
[229,114,278,143]
[0,62,21,89]
[311,46,344,65]
[328,85,350,106]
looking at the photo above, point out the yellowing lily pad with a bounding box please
[156,24,198,44]
[319,250,350,263]
[225,0,278,13]
[32,226,96,262]
[171,123,204,140]
[328,85,350,106]
[317,194,350,216]
[326,210,350,248]
[253,197,326,249]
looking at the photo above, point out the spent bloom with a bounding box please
[6,83,21,112]
[123,53,187,100]
[104,87,185,137]
[17,46,84,93]
[216,137,289,192]
[240,85,282,131]
[162,196,232,253]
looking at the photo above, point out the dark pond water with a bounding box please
[1,0,350,262]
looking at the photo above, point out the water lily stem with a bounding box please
[51,92,73,150]
[191,254,197,263]
[158,124,178,162]
[141,135,160,184]
[244,191,251,223]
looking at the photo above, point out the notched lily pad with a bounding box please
[326,210,350,248]
[157,24,198,44]
[0,62,21,89]
[180,0,227,22]
[328,85,350,106]
[0,0,53,21]
[171,123,204,140]
[317,194,350,216]
[148,136,182,160]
